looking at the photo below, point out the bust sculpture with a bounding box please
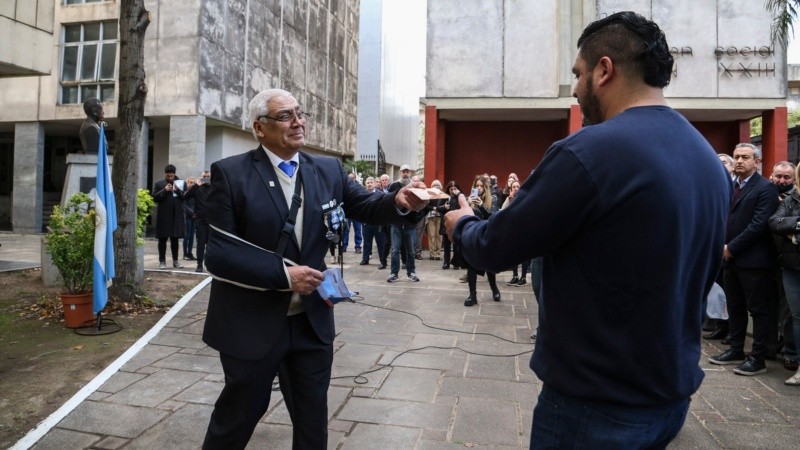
[79,98,106,154]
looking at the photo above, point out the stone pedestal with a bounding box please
[61,154,114,207]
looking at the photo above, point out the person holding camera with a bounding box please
[152,164,186,269]
[185,170,211,272]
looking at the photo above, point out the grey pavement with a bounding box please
[3,232,800,449]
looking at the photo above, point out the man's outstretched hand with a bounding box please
[444,194,474,242]
[395,181,430,212]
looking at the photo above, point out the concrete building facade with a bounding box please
[424,0,788,187]
[0,0,359,233]
[356,0,426,178]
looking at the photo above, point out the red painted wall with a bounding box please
[443,121,567,187]
[691,121,746,155]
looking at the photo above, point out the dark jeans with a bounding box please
[361,223,386,263]
[512,259,531,278]
[183,217,195,256]
[467,268,498,296]
[390,224,416,275]
[158,237,180,262]
[530,385,689,450]
[724,266,774,360]
[442,234,452,265]
[780,267,800,361]
[530,257,543,301]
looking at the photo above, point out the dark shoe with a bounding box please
[721,335,732,346]
[442,264,450,270]
[435,256,441,260]
[415,254,423,260]
[708,348,746,365]
[702,318,716,332]
[387,274,399,283]
[401,264,406,270]
[355,247,362,253]
[507,277,519,286]
[429,256,435,260]
[195,265,204,273]
[378,263,387,270]
[185,254,196,261]
[733,356,767,376]
[703,327,728,340]
[464,296,477,307]
[784,358,799,371]
[515,278,527,287]
[492,290,501,301]
[359,260,369,266]
[407,273,419,282]
[452,265,461,270]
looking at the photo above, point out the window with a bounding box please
[64,0,105,4]
[60,21,117,104]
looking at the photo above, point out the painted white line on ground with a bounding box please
[10,276,212,450]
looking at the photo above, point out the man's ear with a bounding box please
[595,56,614,87]
[253,121,265,138]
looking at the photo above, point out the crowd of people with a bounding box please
[705,147,800,386]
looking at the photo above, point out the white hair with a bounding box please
[248,89,293,139]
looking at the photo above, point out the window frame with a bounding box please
[59,20,118,105]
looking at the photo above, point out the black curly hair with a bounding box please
[577,11,674,88]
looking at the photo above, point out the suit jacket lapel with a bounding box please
[251,147,290,219]
[732,175,758,210]
[298,153,319,261]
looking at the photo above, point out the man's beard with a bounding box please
[580,75,603,126]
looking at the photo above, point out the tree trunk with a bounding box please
[110,1,150,301]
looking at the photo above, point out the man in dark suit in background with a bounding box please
[709,143,779,376]
[201,88,427,449]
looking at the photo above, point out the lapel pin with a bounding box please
[269,181,275,187]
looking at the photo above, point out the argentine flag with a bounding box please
[93,124,117,315]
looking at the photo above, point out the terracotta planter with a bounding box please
[61,292,95,328]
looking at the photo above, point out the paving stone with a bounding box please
[378,350,467,373]
[120,344,179,372]
[87,391,111,401]
[703,422,800,449]
[451,397,521,447]
[103,368,207,407]
[173,380,223,405]
[377,367,442,402]
[337,397,453,429]
[98,371,147,393]
[156,399,186,411]
[439,377,536,404]
[331,366,390,389]
[328,419,355,433]
[56,401,168,438]
[175,319,205,335]
[407,332,458,353]
[163,316,196,329]
[332,342,387,370]
[30,428,100,450]
[93,435,129,449]
[150,352,222,373]
[122,403,209,449]
[700,385,791,424]
[341,423,421,449]
[149,329,208,349]
[464,354,518,381]
[335,330,411,347]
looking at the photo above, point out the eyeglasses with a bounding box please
[258,109,311,123]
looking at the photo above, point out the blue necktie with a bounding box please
[278,161,297,177]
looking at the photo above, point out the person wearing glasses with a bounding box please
[200,89,428,449]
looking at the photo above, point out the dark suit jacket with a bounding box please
[725,173,779,269]
[152,178,185,238]
[202,147,411,360]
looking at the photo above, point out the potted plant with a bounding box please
[45,192,97,327]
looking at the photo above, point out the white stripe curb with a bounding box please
[10,276,213,450]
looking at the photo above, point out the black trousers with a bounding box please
[203,313,333,450]
[195,220,209,266]
[724,266,774,360]
[157,237,180,262]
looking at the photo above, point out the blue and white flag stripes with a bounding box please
[93,124,117,315]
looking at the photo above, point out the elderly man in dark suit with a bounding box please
[201,88,427,449]
[709,143,779,375]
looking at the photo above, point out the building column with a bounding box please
[568,104,582,134]
[424,105,445,183]
[12,122,44,234]
[762,107,788,177]
[168,115,206,180]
